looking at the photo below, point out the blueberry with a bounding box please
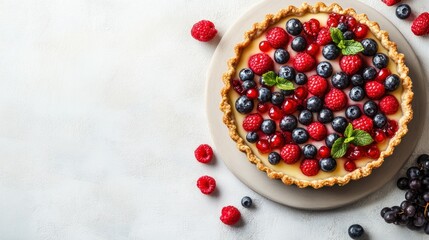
[271,92,285,106]
[278,66,296,80]
[306,96,322,112]
[298,110,313,125]
[246,131,259,143]
[374,113,387,128]
[351,74,364,86]
[235,95,254,114]
[346,105,362,120]
[325,133,340,148]
[362,66,377,80]
[320,157,337,172]
[281,90,294,96]
[363,100,378,117]
[332,116,348,133]
[274,49,290,64]
[261,119,276,135]
[242,80,256,90]
[280,115,297,131]
[258,87,272,103]
[316,61,333,78]
[268,152,281,165]
[348,224,364,239]
[373,53,389,69]
[396,4,411,19]
[343,31,354,40]
[318,108,333,124]
[239,68,254,81]
[241,196,253,208]
[385,74,400,91]
[303,144,317,158]
[292,127,309,144]
[286,18,303,36]
[361,38,378,56]
[295,72,308,85]
[322,44,340,60]
[291,36,307,52]
[337,22,348,32]
[349,86,365,101]
[331,72,350,89]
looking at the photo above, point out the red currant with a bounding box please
[259,40,272,52]
[246,88,259,99]
[353,24,369,39]
[268,106,284,120]
[346,16,358,30]
[374,130,386,143]
[344,160,357,172]
[367,145,380,159]
[318,146,331,158]
[294,86,308,100]
[282,98,298,115]
[347,146,365,160]
[257,103,269,113]
[269,131,285,149]
[375,68,391,83]
[385,120,398,138]
[256,139,271,153]
[306,43,320,56]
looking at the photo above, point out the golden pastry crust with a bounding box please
[220,2,413,188]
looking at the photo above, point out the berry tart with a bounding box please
[220,2,413,188]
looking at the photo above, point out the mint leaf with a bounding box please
[338,40,346,49]
[330,27,344,44]
[276,81,295,90]
[262,71,277,86]
[344,137,355,143]
[344,123,353,138]
[331,137,349,159]
[352,130,374,146]
[276,76,287,84]
[341,40,364,55]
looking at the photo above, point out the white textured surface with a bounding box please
[0,0,428,239]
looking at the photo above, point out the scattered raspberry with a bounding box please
[197,175,216,194]
[300,159,320,176]
[293,53,316,72]
[248,53,274,75]
[344,160,357,172]
[352,115,374,132]
[307,75,328,97]
[381,0,401,7]
[340,55,363,75]
[191,20,217,42]
[280,144,301,164]
[194,144,214,163]
[220,206,241,225]
[411,12,429,36]
[266,27,289,48]
[365,81,385,100]
[307,122,327,141]
[303,18,320,37]
[242,113,263,131]
[324,88,347,111]
[316,27,332,45]
[379,95,399,115]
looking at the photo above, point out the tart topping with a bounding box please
[331,124,373,158]
[293,52,316,72]
[300,159,320,176]
[266,27,289,48]
[280,144,301,164]
[248,53,274,75]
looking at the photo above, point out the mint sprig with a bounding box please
[331,123,374,159]
[330,28,364,56]
[262,71,295,91]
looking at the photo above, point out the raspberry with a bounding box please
[194,144,214,163]
[307,75,328,97]
[300,159,320,176]
[248,53,274,75]
[352,115,374,132]
[266,27,289,48]
[307,122,327,141]
[242,113,263,131]
[411,12,429,36]
[316,27,332,45]
[379,95,399,115]
[293,53,316,72]
[327,14,340,27]
[381,0,401,6]
[340,55,363,75]
[191,20,217,42]
[197,175,216,194]
[303,18,320,37]
[365,81,385,100]
[324,88,347,111]
[220,206,241,225]
[280,144,301,164]
[344,160,356,172]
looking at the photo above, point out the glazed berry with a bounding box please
[332,116,348,133]
[300,159,320,176]
[278,66,296,80]
[346,105,362,120]
[282,98,298,114]
[308,75,328,97]
[411,12,429,36]
[362,66,377,81]
[337,22,348,32]
[307,122,327,141]
[258,87,272,103]
[353,24,369,39]
[384,74,400,92]
[318,108,334,124]
[365,81,385,100]
[295,73,308,85]
[243,113,263,131]
[268,106,283,120]
[340,55,363,75]
[266,27,289,48]
[348,224,364,239]
[291,36,307,52]
[343,31,354,40]
[242,80,256,90]
[375,68,391,83]
[316,27,332,45]
[306,43,320,56]
[292,127,309,144]
[396,4,411,19]
[248,53,274,75]
[322,44,340,60]
[294,86,308,99]
[352,115,374,132]
[280,144,301,164]
[235,95,254,114]
[363,100,378,117]
[320,157,337,172]
[361,38,378,56]
[303,18,320,37]
[367,145,380,159]
[351,74,364,86]
[374,129,386,143]
[271,92,285,106]
[191,20,217,42]
[257,102,269,113]
[379,95,399,115]
[246,88,258,99]
[239,68,254,81]
[306,96,323,112]
[194,144,214,164]
[274,49,290,64]
[261,119,276,135]
[268,152,281,165]
[325,133,340,148]
[316,61,333,78]
[331,72,350,89]
[349,86,365,101]
[269,131,285,149]
[303,144,317,159]
[373,53,389,69]
[197,175,216,194]
[344,160,357,172]
[259,41,271,52]
[327,14,339,27]
[374,113,387,128]
[293,52,316,72]
[286,18,303,36]
[319,146,331,158]
[280,115,298,132]
[324,89,347,111]
[246,131,259,143]
[220,206,241,225]
[298,110,313,125]
[241,196,253,208]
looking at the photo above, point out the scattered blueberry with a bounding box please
[385,74,400,92]
[278,66,296,80]
[325,133,340,148]
[363,100,378,117]
[337,22,348,32]
[246,131,259,143]
[362,66,377,81]
[292,127,309,144]
[239,68,254,81]
[320,157,337,172]
[343,31,354,40]
[331,72,350,89]
[373,53,389,69]
[361,38,378,56]
[242,80,256,90]
[332,116,348,133]
[351,74,364,86]
[286,18,303,36]
[303,144,317,159]
[348,224,364,239]
[271,92,285,106]
[306,96,323,112]
[261,119,276,135]
[396,4,411,20]
[295,73,308,85]
[322,44,341,60]
[274,49,290,64]
[280,115,298,132]
[298,110,313,125]
[291,36,307,52]
[346,105,362,120]
[374,113,387,128]
[349,86,365,101]
[241,196,253,208]
[235,95,254,114]
[316,61,333,78]
[318,108,334,124]
[258,87,272,103]
[268,152,281,165]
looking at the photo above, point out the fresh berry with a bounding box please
[268,152,281,165]
[295,73,308,85]
[293,53,316,72]
[274,49,290,64]
[246,88,258,99]
[306,96,323,112]
[194,144,214,164]
[374,113,388,128]
[259,40,271,52]
[374,129,386,143]
[327,13,341,27]
[346,105,362,120]
[241,196,253,208]
[318,108,334,124]
[278,66,296,80]
[300,159,320,176]
[384,74,400,91]
[320,157,337,172]
[322,43,340,60]
[242,80,256,90]
[316,61,333,78]
[332,116,348,133]
[286,18,303,36]
[235,95,254,114]
[346,16,358,30]
[220,206,241,225]
[242,113,263,131]
[382,0,401,6]
[319,146,331,158]
[351,74,364,86]
[282,98,298,115]
[373,54,389,71]
[266,27,289,48]
[307,122,327,141]
[261,119,276,135]
[291,36,307,52]
[239,68,254,81]
[308,75,328,97]
[303,18,320,37]
[353,24,369,39]
[367,145,380,159]
[348,224,365,239]
[294,86,308,99]
[256,139,271,153]
[280,144,301,164]
[346,146,366,161]
[246,131,259,143]
[352,115,374,132]
[411,12,429,36]
[363,66,377,81]
[344,160,357,172]
[248,53,274,75]
[337,22,348,32]
[343,31,354,40]
[292,127,309,144]
[365,81,385,100]
[396,4,411,19]
[340,55,363,75]
[349,86,365,101]
[324,89,347,111]
[269,131,285,149]
[379,95,399,115]
[303,144,317,159]
[258,87,272,103]
[257,102,269,113]
[232,79,245,95]
[280,115,297,132]
[306,43,320,56]
[361,38,378,56]
[197,175,216,194]
[325,133,340,148]
[316,27,332,45]
[270,92,285,106]
[385,120,398,137]
[298,110,313,125]
[375,68,391,83]
[363,100,378,117]
[331,72,350,89]
[191,20,217,42]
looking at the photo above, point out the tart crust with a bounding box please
[220,2,413,188]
